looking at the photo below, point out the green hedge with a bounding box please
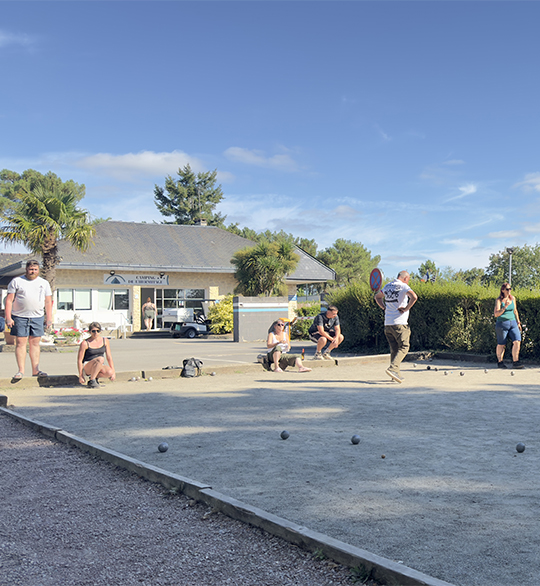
[323,282,540,358]
[290,302,321,340]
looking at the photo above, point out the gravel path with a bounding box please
[0,414,376,586]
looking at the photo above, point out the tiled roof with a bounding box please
[58,221,256,271]
[0,252,33,270]
[55,221,334,282]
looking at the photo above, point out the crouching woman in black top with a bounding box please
[78,322,116,388]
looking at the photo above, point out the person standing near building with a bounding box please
[375,271,418,384]
[5,260,53,380]
[142,297,157,331]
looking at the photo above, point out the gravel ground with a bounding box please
[0,414,378,586]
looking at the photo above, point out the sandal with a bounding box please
[12,372,23,380]
[32,370,48,377]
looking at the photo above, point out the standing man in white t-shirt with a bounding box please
[5,260,53,380]
[374,270,418,384]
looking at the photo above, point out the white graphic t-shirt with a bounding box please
[382,279,412,326]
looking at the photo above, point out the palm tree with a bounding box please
[232,240,300,297]
[0,184,95,291]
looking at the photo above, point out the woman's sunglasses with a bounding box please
[90,329,100,333]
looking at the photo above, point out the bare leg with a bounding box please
[273,350,284,372]
[295,357,311,372]
[14,336,28,374]
[84,357,105,380]
[496,344,505,362]
[512,341,521,362]
[324,333,344,354]
[316,338,328,353]
[28,336,42,375]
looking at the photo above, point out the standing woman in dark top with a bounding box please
[78,322,116,388]
[494,283,523,369]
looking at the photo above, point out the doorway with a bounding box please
[141,288,155,330]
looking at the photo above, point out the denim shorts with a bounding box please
[495,319,521,345]
[10,315,45,338]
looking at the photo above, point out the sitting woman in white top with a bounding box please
[267,320,311,373]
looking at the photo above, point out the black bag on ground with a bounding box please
[181,357,203,378]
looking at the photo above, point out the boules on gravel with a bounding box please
[158,442,169,453]
[351,435,361,445]
[280,430,290,440]
[516,442,525,453]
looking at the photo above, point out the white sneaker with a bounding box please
[322,352,333,360]
[313,353,324,360]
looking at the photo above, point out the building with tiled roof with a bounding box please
[0,221,334,331]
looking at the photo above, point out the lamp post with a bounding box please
[506,248,514,285]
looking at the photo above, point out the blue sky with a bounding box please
[1,1,539,279]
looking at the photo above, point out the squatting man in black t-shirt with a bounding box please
[308,305,345,360]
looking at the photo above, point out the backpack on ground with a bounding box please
[181,357,203,378]
[257,353,272,371]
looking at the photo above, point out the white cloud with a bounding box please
[458,183,477,197]
[224,147,299,172]
[443,159,465,166]
[331,205,359,219]
[524,223,540,233]
[92,191,164,224]
[445,183,477,202]
[0,30,35,49]
[441,238,483,249]
[430,239,491,271]
[514,172,540,193]
[75,150,209,181]
[487,230,521,239]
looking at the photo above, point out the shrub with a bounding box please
[325,281,540,358]
[207,294,233,334]
[290,302,321,340]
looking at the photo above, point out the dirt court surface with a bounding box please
[3,357,540,586]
